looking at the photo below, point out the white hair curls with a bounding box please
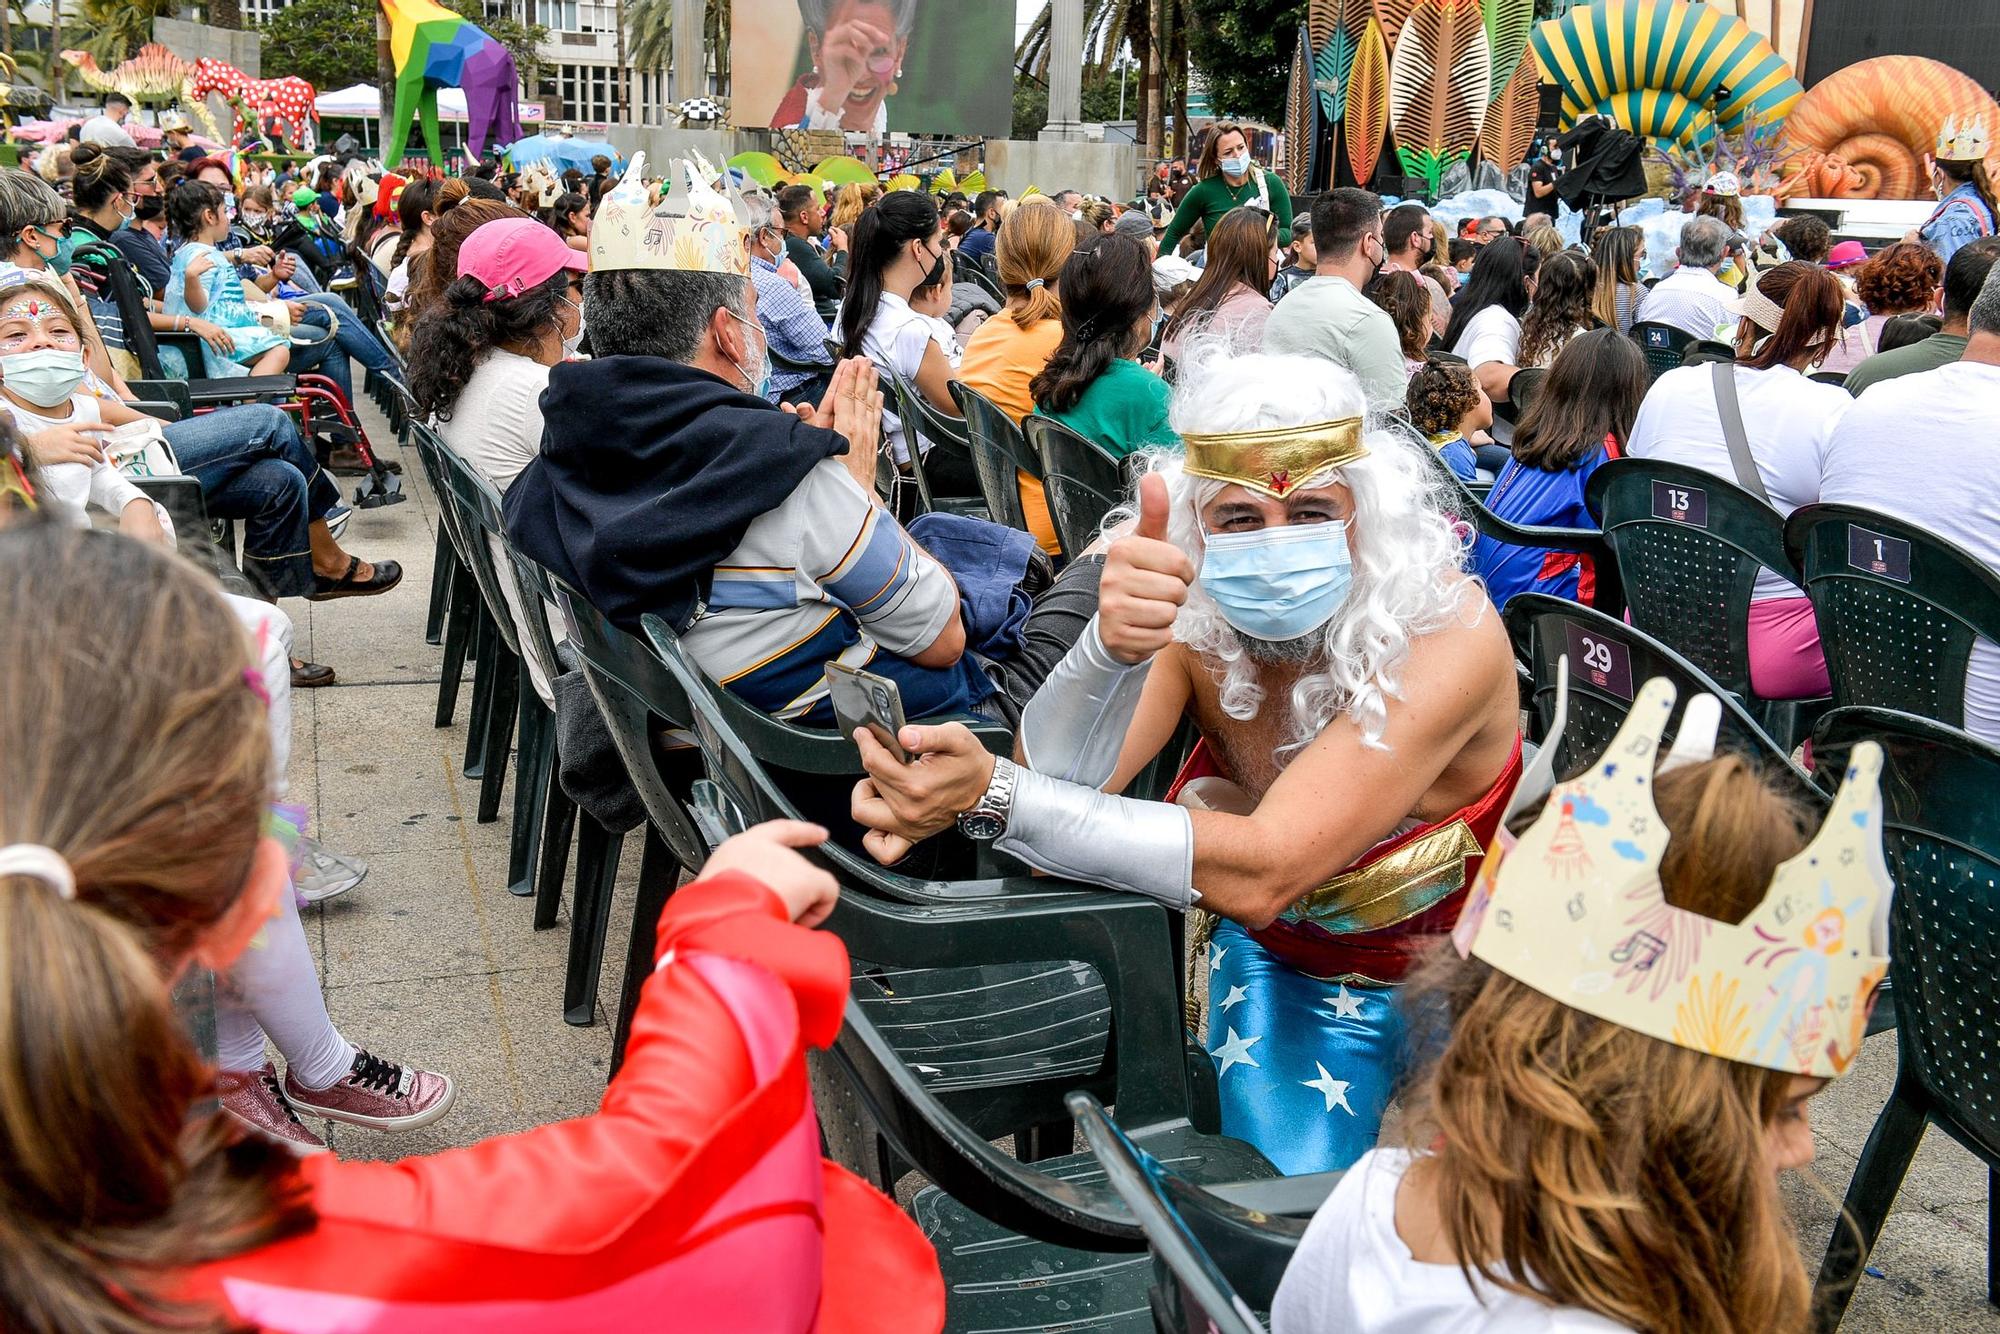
[1141,343,1478,753]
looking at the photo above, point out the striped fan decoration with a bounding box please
[1345,17,1392,186]
[1388,0,1492,192]
[1486,50,1541,171]
[1287,27,1317,193]
[1371,0,1421,47]
[1481,0,1534,102]
[1310,0,1366,125]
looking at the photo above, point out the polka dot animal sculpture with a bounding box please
[184,58,318,151]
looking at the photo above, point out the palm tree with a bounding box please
[77,0,181,66]
[1016,0,1180,161]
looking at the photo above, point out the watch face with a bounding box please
[958,811,1006,841]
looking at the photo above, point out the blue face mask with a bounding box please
[29,225,76,275]
[1219,153,1251,178]
[1198,520,1353,644]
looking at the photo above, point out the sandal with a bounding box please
[307,556,403,601]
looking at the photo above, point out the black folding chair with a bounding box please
[1023,414,1132,559]
[951,379,1040,536]
[1630,320,1695,381]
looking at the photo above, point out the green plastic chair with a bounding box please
[383,379,456,647]
[889,372,985,518]
[1587,456,1825,748]
[1503,594,1814,798]
[1808,707,2000,1326]
[950,379,1040,535]
[1629,320,1695,382]
[1023,414,1132,560]
[1071,1091,1320,1333]
[1412,441,1626,617]
[1784,505,2000,730]
[684,775,1282,1333]
[549,581,713,1063]
[408,425,496,773]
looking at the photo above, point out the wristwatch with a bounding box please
[956,757,1017,841]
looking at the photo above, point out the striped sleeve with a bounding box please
[803,464,956,658]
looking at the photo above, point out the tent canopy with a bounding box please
[314,84,545,125]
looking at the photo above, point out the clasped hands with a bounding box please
[849,473,1194,864]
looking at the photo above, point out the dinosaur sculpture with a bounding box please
[182,58,318,151]
[60,44,192,105]
[380,0,523,167]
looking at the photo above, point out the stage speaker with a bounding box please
[1537,80,1564,130]
[1801,0,2000,87]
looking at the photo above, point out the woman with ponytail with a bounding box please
[837,189,956,466]
[960,197,1077,552]
[1629,261,1851,699]
[0,522,944,1334]
[1029,234,1174,462]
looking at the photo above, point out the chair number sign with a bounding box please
[1847,525,1911,584]
[1562,619,1634,701]
[1650,480,1708,526]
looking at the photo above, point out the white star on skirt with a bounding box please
[1325,984,1365,1020]
[1218,984,1249,1012]
[1210,1026,1262,1077]
[1208,942,1227,974]
[1302,1062,1354,1114]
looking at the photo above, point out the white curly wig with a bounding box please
[1143,341,1477,754]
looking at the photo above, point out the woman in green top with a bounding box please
[1030,234,1177,460]
[1158,123,1294,255]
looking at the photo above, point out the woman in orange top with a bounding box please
[0,523,944,1334]
[957,198,1076,554]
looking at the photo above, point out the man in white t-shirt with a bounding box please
[1820,270,2000,741]
[1635,216,1739,340]
[79,93,136,147]
[1263,187,1407,414]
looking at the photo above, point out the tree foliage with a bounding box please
[1011,66,1141,142]
[1179,0,1299,125]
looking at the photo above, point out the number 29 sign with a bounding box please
[1563,619,1635,701]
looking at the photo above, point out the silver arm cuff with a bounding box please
[1018,616,1153,790]
[995,765,1197,911]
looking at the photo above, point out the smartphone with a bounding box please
[824,662,909,763]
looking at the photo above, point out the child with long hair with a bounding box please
[1367,269,1434,375]
[1159,205,1277,364]
[1590,225,1646,334]
[0,522,943,1334]
[1275,702,1888,1333]
[1029,234,1174,461]
[1517,251,1599,368]
[1471,328,1648,609]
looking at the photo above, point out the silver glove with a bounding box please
[1018,616,1153,790]
[995,765,1197,911]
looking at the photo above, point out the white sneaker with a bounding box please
[297,835,367,903]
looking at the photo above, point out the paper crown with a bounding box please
[1180,417,1368,499]
[1455,670,1892,1079]
[588,149,753,277]
[1937,115,1991,163]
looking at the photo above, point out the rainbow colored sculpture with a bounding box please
[1780,56,2000,200]
[381,0,523,167]
[1530,0,1801,148]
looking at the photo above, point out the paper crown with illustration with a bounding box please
[1937,116,1991,163]
[588,149,753,276]
[1452,667,1893,1079]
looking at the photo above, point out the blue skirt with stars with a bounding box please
[1205,919,1409,1175]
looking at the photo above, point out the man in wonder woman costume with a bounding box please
[850,348,1522,1175]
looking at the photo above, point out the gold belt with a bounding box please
[1282,819,1484,935]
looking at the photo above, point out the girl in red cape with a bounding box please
[0,521,943,1334]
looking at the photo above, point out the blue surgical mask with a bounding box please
[1198,520,1353,643]
[1219,153,1251,178]
[1,347,89,408]
[28,225,76,275]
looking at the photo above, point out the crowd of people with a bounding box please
[0,99,1990,1331]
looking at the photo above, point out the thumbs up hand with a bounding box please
[1098,472,1196,665]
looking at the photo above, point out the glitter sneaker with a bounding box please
[295,835,368,904]
[217,1061,330,1155]
[284,1049,457,1132]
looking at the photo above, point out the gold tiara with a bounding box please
[1180,417,1367,499]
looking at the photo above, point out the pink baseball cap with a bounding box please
[457,217,587,301]
[1827,240,1869,269]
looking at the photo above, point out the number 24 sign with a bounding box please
[1563,620,1634,701]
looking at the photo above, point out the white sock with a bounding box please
[225,885,357,1090]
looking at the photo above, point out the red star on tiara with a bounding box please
[1268,469,1292,495]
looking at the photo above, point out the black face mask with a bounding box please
[133,194,165,221]
[917,239,946,289]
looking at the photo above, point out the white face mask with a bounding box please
[561,295,586,358]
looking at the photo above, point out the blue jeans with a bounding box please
[288,293,403,403]
[165,404,340,598]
